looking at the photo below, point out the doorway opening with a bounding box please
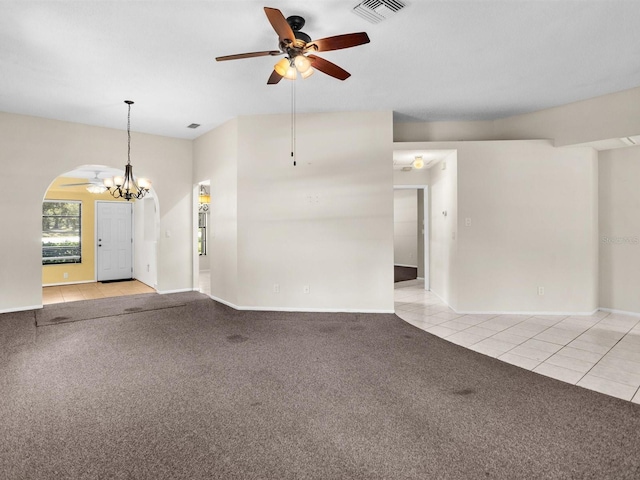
[195,181,211,296]
[41,164,159,293]
[393,186,429,290]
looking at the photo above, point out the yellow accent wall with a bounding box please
[42,177,125,285]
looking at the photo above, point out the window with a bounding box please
[42,201,81,265]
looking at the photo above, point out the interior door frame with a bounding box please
[94,200,134,282]
[394,185,429,291]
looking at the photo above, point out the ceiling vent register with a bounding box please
[352,0,406,24]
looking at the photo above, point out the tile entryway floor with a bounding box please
[395,279,640,403]
[43,280,155,305]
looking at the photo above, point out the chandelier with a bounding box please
[103,100,151,201]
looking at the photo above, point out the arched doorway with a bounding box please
[41,164,160,303]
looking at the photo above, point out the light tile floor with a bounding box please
[43,280,155,305]
[395,279,640,404]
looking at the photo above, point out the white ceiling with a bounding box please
[2,1,640,140]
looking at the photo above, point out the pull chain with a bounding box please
[291,74,296,166]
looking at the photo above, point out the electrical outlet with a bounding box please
[147,264,150,272]
[63,272,68,279]
[303,285,310,294]
[538,287,545,296]
[465,218,472,227]
[273,284,280,293]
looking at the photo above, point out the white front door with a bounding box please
[97,202,133,282]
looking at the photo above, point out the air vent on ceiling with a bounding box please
[620,136,638,146]
[352,0,406,24]
[187,123,200,129]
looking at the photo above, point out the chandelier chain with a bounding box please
[127,102,132,165]
[102,100,151,201]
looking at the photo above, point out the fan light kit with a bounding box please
[103,101,152,201]
[86,184,107,194]
[216,7,370,166]
[60,170,109,193]
[216,7,370,84]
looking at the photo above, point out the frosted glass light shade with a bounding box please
[284,66,297,80]
[294,55,311,73]
[274,58,290,76]
[413,156,424,169]
[301,67,315,79]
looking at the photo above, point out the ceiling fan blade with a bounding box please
[308,55,351,81]
[216,50,281,61]
[267,70,283,85]
[60,182,94,187]
[306,32,370,52]
[264,7,295,43]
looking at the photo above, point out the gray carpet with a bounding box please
[1,293,639,479]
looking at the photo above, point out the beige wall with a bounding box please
[193,118,239,306]
[393,167,430,186]
[396,86,640,314]
[599,146,640,313]
[393,189,418,267]
[495,86,640,146]
[417,189,425,279]
[395,85,640,147]
[194,111,394,312]
[0,111,192,312]
[398,141,598,314]
[429,153,458,308]
[454,141,598,313]
[394,120,496,143]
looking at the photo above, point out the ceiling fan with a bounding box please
[60,172,104,188]
[216,7,370,84]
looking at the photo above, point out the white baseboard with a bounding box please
[207,294,239,309]
[424,289,599,316]
[207,294,393,314]
[0,304,42,314]
[394,264,418,268]
[599,307,640,318]
[42,279,96,287]
[157,288,194,295]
